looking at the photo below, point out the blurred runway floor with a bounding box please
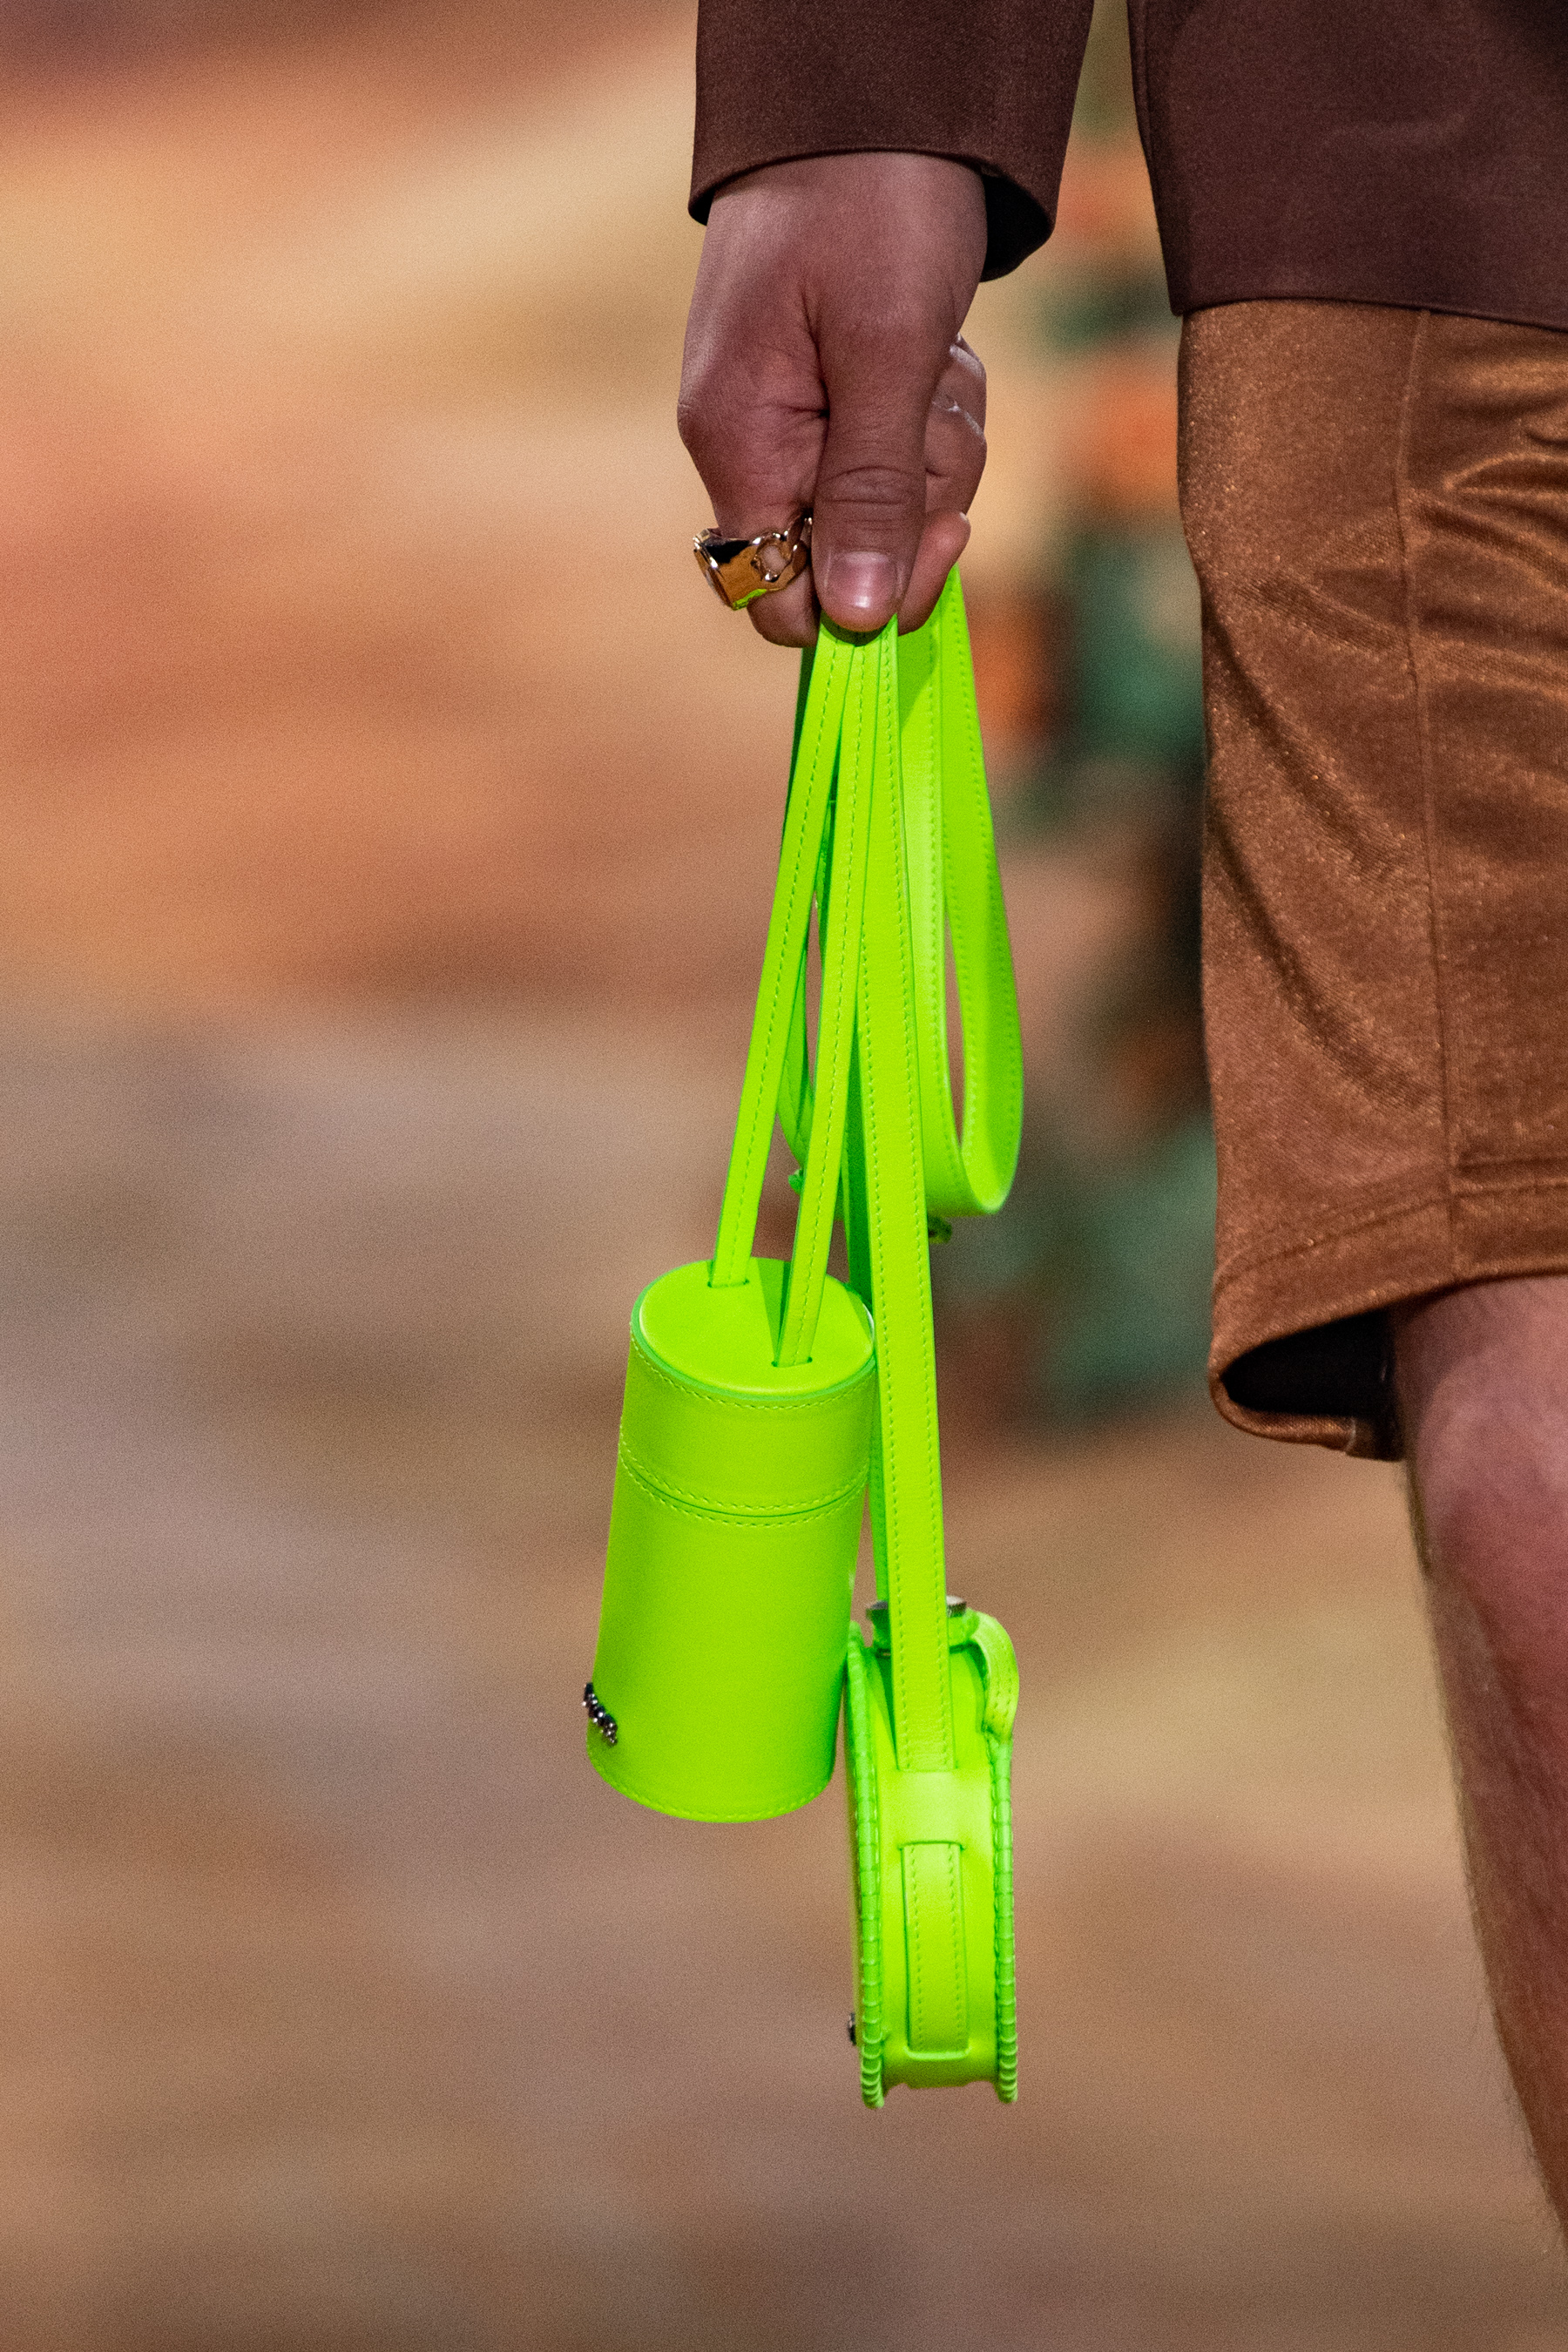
[0,1011,1561,2351]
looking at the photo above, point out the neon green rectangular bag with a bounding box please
[586,571,1023,2103]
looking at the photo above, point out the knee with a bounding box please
[1401,1277,1568,1514]
[1415,1397,1564,1565]
[1403,1358,1568,1669]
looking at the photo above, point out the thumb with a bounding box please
[810,321,942,633]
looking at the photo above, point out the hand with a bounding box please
[679,152,989,646]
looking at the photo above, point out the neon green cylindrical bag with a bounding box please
[586,571,1024,2101]
[588,627,879,1822]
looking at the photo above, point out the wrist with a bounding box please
[706,152,987,332]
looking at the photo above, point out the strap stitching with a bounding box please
[990,1732,1017,2099]
[934,598,1021,1214]
[845,1635,885,2105]
[782,650,871,1362]
[615,1440,868,1525]
[713,646,845,1286]
[862,625,952,1771]
[727,674,829,1252]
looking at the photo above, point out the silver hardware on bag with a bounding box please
[583,1680,618,1745]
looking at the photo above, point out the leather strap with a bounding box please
[777,636,874,1367]
[709,630,862,1366]
[846,613,956,1768]
[844,576,1022,1771]
[898,585,1022,1220]
[713,572,1022,1768]
[779,579,1021,1224]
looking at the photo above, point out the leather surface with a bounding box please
[897,589,1023,1222]
[845,1625,1018,2099]
[591,575,1024,2093]
[591,634,875,1822]
[832,578,1023,2102]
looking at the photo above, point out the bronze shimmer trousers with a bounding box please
[1179,301,1568,1460]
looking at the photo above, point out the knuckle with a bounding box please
[929,398,986,453]
[956,419,989,473]
[676,345,753,450]
[833,454,922,496]
[750,600,817,648]
[951,335,986,386]
[675,403,708,467]
[675,373,725,463]
[678,355,821,516]
[817,457,925,526]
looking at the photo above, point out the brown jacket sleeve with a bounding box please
[690,0,1095,280]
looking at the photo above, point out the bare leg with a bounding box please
[1396,1274,1568,2223]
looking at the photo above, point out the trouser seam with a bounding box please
[1391,308,1458,1283]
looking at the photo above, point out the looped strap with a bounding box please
[710,572,1023,1769]
[709,623,875,1368]
[778,579,1021,1223]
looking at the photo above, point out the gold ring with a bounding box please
[694,513,812,610]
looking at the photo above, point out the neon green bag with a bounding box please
[587,571,1024,2101]
[587,626,879,1821]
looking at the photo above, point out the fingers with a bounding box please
[735,338,986,645]
[947,335,987,432]
[747,564,819,648]
[900,509,973,634]
[679,372,825,649]
[679,179,828,644]
[803,166,985,632]
[806,337,986,634]
[678,157,988,645]
[886,337,985,631]
[754,348,983,644]
[808,311,943,632]
[927,345,988,514]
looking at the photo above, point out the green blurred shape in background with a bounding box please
[1040,1113,1216,1421]
[1069,524,1205,774]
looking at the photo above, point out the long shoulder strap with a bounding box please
[898,571,1023,1221]
[716,583,1018,1762]
[844,578,1024,1771]
[848,618,956,1772]
[776,633,874,1364]
[709,633,862,1369]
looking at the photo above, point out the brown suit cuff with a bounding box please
[689,0,1093,280]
